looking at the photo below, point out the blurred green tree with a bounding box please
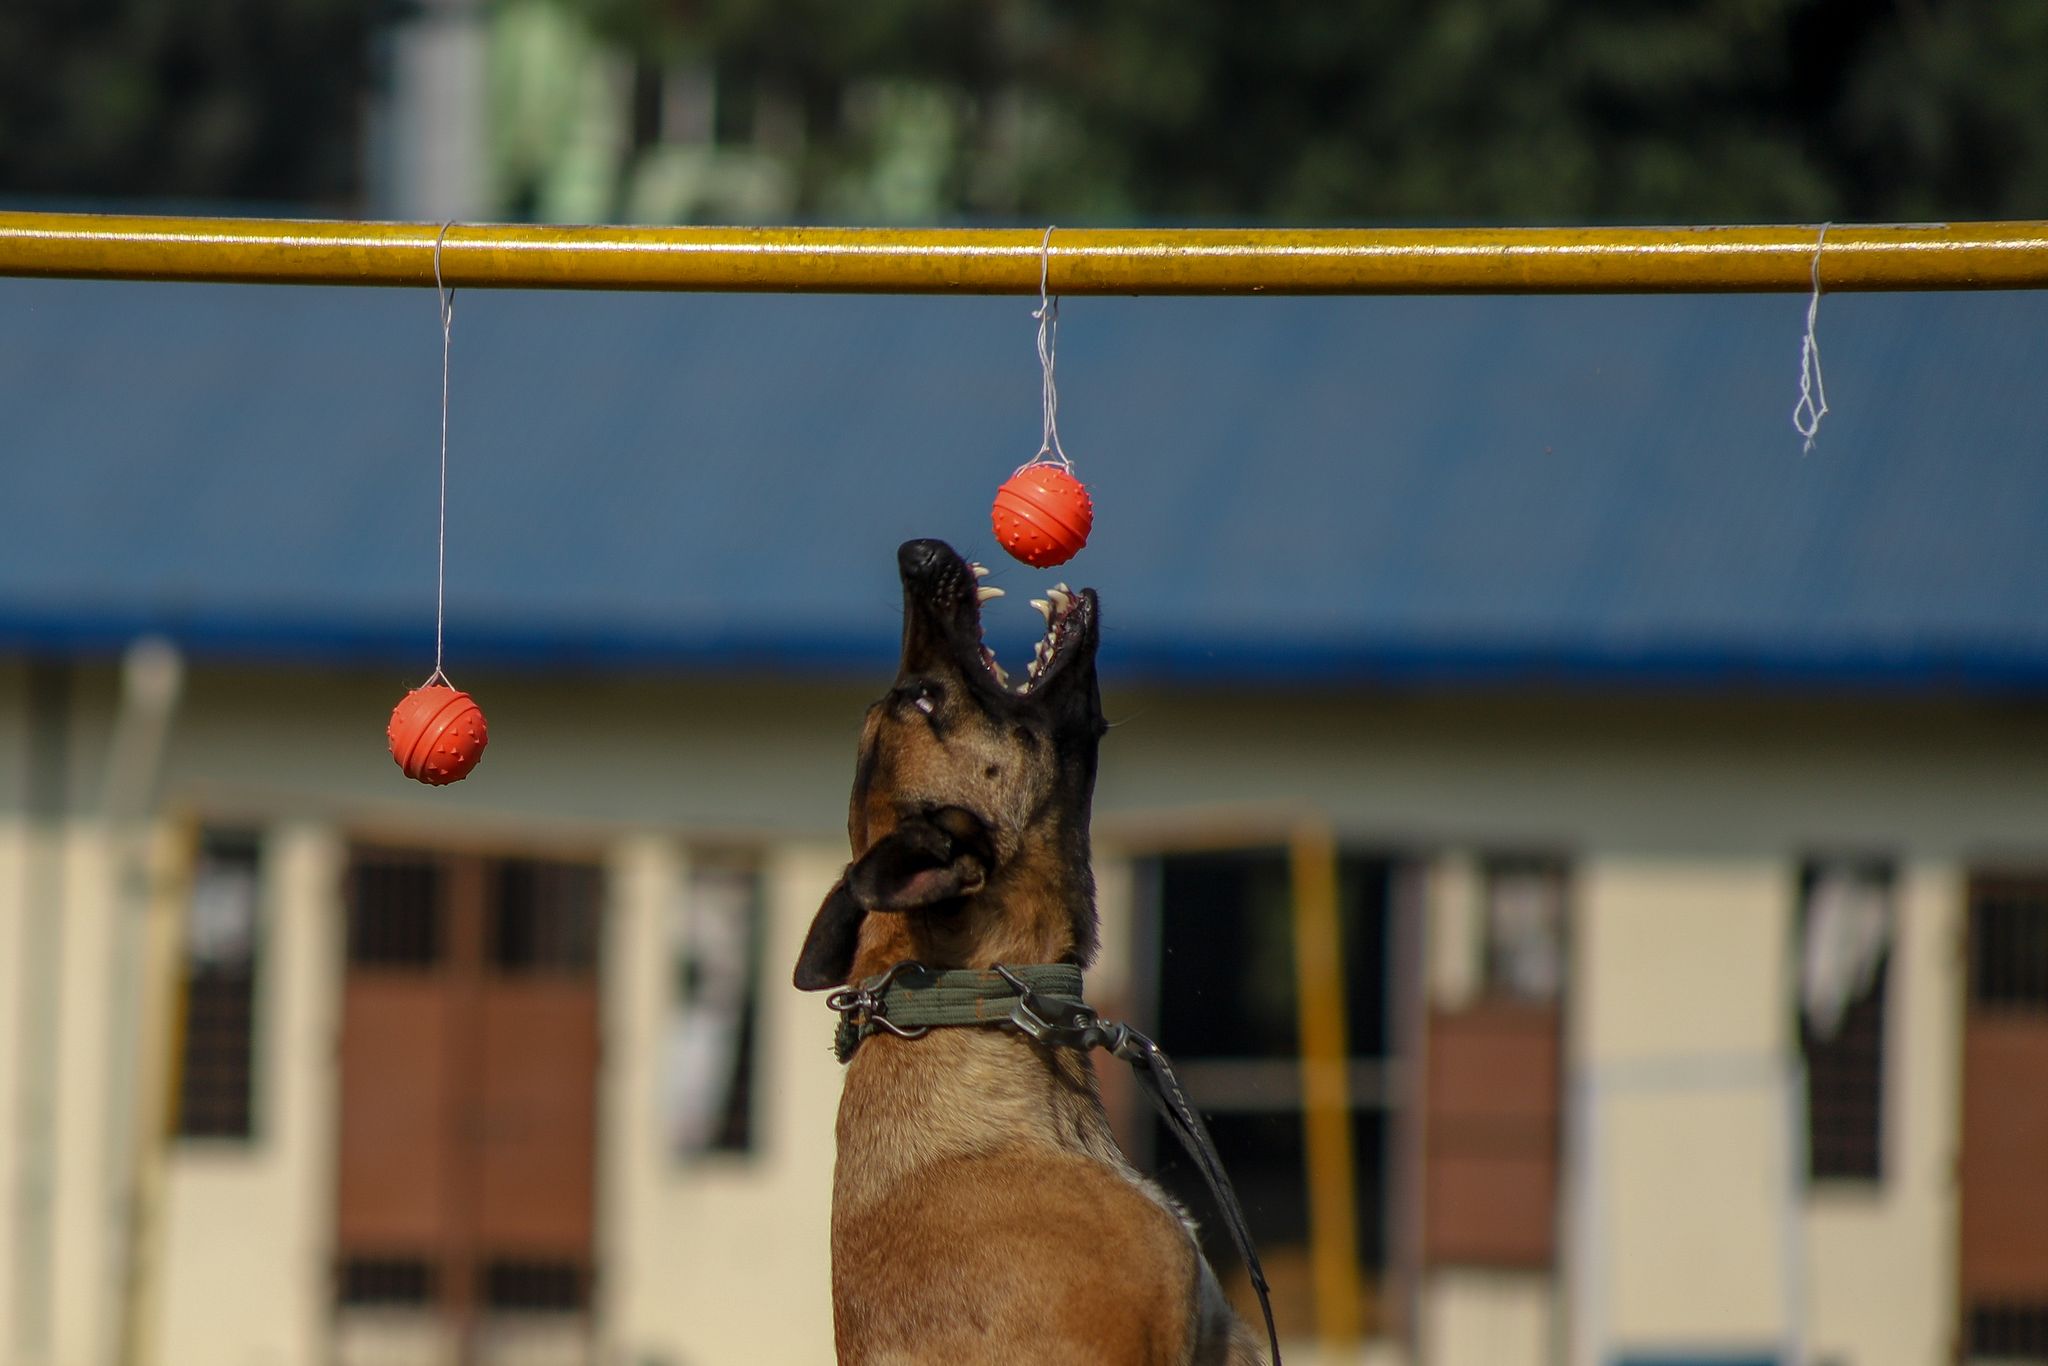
[0,0,372,206]
[2,0,2044,222]
[573,0,2048,223]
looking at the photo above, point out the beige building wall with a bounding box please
[1425,1269,1553,1366]
[155,824,344,1366]
[0,663,25,1359]
[46,825,124,1366]
[1569,863,1796,1366]
[598,837,841,1366]
[1802,862,1964,1366]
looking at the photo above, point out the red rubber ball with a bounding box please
[991,465,1093,568]
[387,684,489,786]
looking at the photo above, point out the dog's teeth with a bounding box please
[976,585,1005,602]
[970,563,991,579]
[1047,587,1072,612]
[1030,598,1052,622]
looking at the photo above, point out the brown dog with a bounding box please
[794,539,1265,1365]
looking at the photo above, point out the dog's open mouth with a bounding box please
[964,559,1088,696]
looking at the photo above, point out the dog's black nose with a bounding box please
[898,539,954,580]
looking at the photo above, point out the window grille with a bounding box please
[175,831,261,1139]
[482,1259,586,1313]
[1798,859,1893,1182]
[337,1257,437,1308]
[490,858,601,974]
[1968,1300,2048,1362]
[346,852,443,968]
[1971,880,2048,1011]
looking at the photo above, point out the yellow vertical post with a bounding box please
[1290,824,1364,1347]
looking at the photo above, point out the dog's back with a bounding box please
[831,1031,1263,1365]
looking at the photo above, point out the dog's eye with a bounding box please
[897,680,942,717]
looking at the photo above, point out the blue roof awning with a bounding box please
[2,277,2045,689]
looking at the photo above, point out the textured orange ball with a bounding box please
[387,684,489,786]
[992,465,1093,568]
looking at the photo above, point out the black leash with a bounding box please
[995,968,1285,1366]
[830,961,1284,1364]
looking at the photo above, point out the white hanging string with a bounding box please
[426,221,457,688]
[1024,225,1072,472]
[1793,221,1830,453]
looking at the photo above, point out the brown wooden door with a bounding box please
[336,847,602,1360]
[1958,878,2048,1361]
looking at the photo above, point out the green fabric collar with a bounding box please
[827,961,1085,1063]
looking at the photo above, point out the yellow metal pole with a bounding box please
[1290,824,1364,1348]
[1,212,2046,293]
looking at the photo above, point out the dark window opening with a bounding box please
[1797,859,1893,1182]
[175,831,261,1140]
[1144,848,1395,1338]
[346,854,444,968]
[1968,1300,2048,1362]
[1971,880,2048,1011]
[338,1257,437,1308]
[482,1259,587,1313]
[1155,851,1390,1061]
[490,859,601,974]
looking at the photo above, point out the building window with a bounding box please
[346,851,444,969]
[1797,859,1894,1182]
[1142,848,1396,1337]
[174,831,262,1140]
[1970,879,2048,1011]
[490,858,601,974]
[662,854,764,1157]
[1968,1301,2048,1362]
[1481,857,1569,1003]
[482,1259,588,1314]
[337,1256,437,1308]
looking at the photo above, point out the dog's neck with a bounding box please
[850,821,1097,981]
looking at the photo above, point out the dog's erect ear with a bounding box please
[793,877,864,991]
[846,809,991,912]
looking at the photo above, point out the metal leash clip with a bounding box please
[995,963,1130,1054]
[825,960,932,1040]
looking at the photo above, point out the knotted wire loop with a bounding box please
[1021,225,1073,474]
[1793,221,1831,454]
